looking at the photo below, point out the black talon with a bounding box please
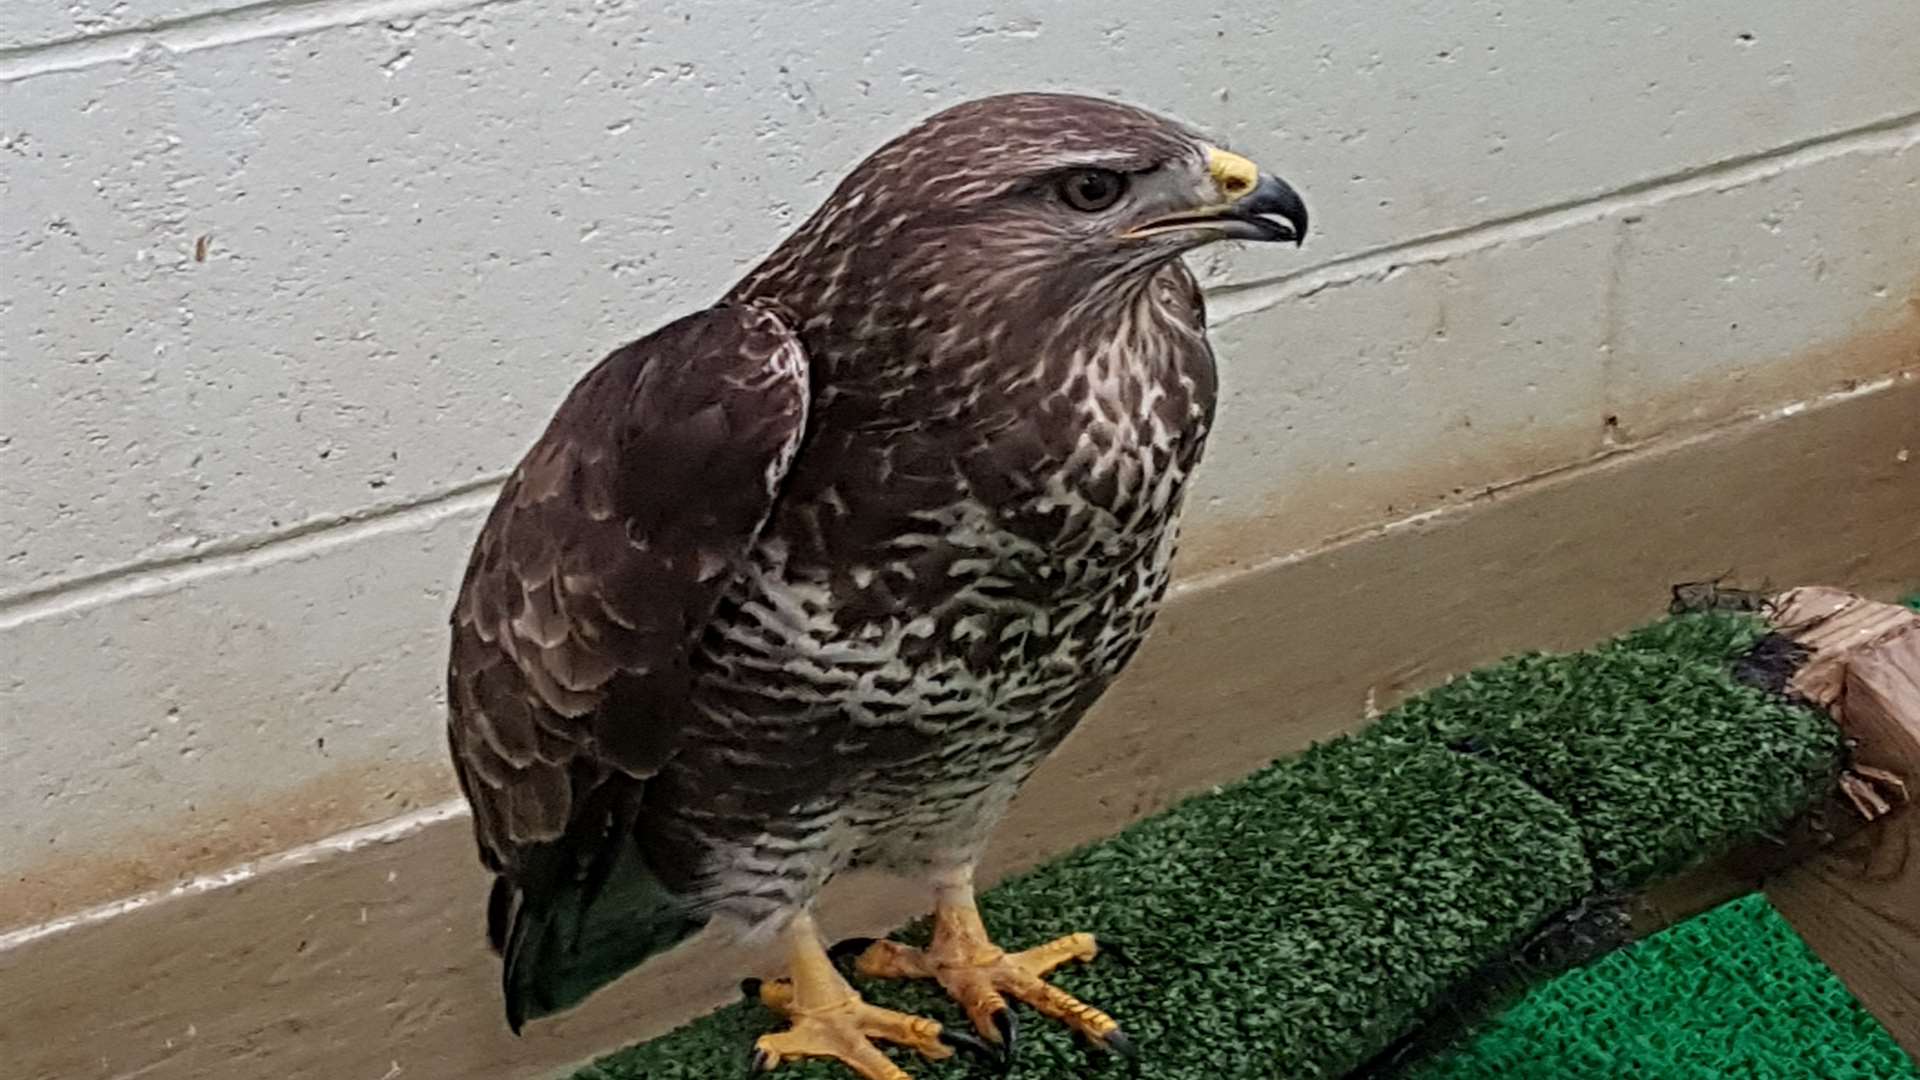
[1098,937,1135,966]
[940,1027,999,1067]
[746,1046,775,1075]
[739,977,764,1003]
[990,1009,1019,1073]
[1103,1026,1137,1060]
[828,935,878,962]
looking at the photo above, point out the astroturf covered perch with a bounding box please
[575,611,1852,1079]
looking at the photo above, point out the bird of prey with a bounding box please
[446,91,1307,1078]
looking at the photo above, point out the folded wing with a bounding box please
[444,302,809,1026]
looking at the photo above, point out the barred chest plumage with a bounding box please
[643,265,1217,924]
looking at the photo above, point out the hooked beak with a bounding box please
[1125,146,1309,246]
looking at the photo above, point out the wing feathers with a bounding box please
[503,764,571,843]
[446,303,809,873]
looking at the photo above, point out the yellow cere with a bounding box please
[1204,146,1260,200]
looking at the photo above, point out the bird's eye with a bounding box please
[1056,169,1128,212]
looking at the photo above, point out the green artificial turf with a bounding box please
[577,611,1857,1080]
[1406,892,1920,1080]
[1369,621,1836,889]
[585,741,1592,1079]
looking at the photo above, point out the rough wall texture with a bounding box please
[2,0,1917,927]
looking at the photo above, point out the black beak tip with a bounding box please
[1241,173,1308,246]
[1268,177,1308,245]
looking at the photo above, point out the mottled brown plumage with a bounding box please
[446,91,1306,1059]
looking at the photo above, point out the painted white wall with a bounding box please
[3,0,1917,924]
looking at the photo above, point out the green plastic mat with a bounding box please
[1407,892,1919,1080]
[573,610,1868,1079]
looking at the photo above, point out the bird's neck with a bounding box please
[730,245,1183,383]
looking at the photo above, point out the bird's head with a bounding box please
[865,92,1301,251]
[732,92,1306,360]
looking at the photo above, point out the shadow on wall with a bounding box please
[1177,275,1920,579]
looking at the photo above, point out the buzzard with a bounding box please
[446,91,1307,1078]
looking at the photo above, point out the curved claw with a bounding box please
[939,1027,1000,1068]
[1097,936,1135,967]
[746,1045,776,1075]
[1103,1025,1136,1059]
[989,1008,1019,1074]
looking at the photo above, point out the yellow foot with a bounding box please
[746,913,982,1080]
[852,884,1131,1064]
[747,979,955,1080]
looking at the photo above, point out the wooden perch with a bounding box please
[1764,587,1920,1060]
[1631,586,1919,1060]
[1770,586,1916,818]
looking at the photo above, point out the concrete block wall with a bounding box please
[3,0,1917,931]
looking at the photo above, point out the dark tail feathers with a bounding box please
[489,840,705,1033]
